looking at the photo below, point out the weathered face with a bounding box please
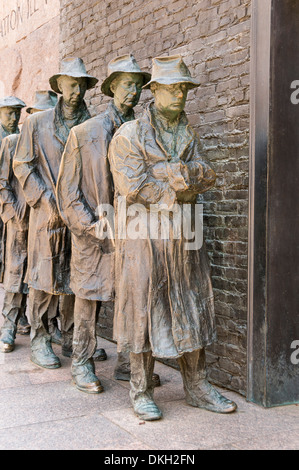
[0,107,21,133]
[152,82,188,118]
[111,72,143,110]
[57,76,88,108]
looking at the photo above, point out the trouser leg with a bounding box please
[29,288,57,342]
[59,294,74,354]
[17,294,30,335]
[0,292,25,351]
[1,292,24,335]
[47,295,61,345]
[71,297,103,394]
[177,348,207,400]
[114,351,131,379]
[177,348,237,413]
[129,351,162,421]
[28,288,61,369]
[114,350,161,386]
[72,297,97,366]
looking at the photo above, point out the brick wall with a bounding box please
[60,0,251,395]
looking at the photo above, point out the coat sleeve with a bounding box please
[56,128,97,238]
[13,116,48,208]
[180,135,216,194]
[109,124,187,209]
[0,137,18,223]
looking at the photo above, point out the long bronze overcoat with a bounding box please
[13,99,91,295]
[0,134,29,293]
[109,105,217,359]
[56,102,133,301]
[0,125,19,276]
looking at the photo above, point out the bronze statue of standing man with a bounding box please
[56,54,154,393]
[0,96,27,352]
[109,56,237,420]
[13,58,97,369]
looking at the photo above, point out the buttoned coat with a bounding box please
[56,102,133,300]
[0,134,29,293]
[109,105,217,359]
[13,99,91,294]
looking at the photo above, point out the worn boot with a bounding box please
[114,352,161,387]
[130,351,162,421]
[0,325,16,353]
[72,358,103,394]
[178,349,237,414]
[31,335,61,369]
[93,348,107,361]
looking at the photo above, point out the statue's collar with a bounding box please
[53,96,91,145]
[107,101,135,127]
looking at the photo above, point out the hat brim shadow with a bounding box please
[49,74,99,94]
[101,71,151,97]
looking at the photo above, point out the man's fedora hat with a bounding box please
[26,90,58,114]
[101,53,151,97]
[143,55,200,89]
[0,96,26,109]
[49,58,99,94]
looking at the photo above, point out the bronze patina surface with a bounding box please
[109,56,237,420]
[13,59,96,370]
[57,54,152,393]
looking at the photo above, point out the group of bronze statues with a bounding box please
[0,54,237,421]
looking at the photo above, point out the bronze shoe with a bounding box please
[71,361,103,394]
[132,395,163,421]
[93,348,107,362]
[186,380,237,414]
[0,329,15,353]
[0,340,15,353]
[31,337,61,369]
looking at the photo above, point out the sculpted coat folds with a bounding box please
[13,98,91,295]
[109,103,217,358]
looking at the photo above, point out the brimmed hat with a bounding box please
[0,96,26,109]
[26,90,58,114]
[49,58,99,94]
[143,55,200,89]
[101,53,151,97]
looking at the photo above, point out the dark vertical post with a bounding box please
[248,0,299,406]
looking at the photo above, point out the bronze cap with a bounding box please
[0,96,26,109]
[26,90,58,114]
[143,55,200,89]
[101,53,151,97]
[49,58,99,94]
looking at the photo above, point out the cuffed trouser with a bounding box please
[72,297,100,366]
[129,351,155,402]
[129,349,206,400]
[1,291,27,336]
[28,288,74,345]
[177,349,207,400]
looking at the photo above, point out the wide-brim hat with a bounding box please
[101,53,151,97]
[49,58,99,94]
[143,55,200,89]
[26,90,58,114]
[0,96,26,109]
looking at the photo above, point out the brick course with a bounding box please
[60,0,251,395]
